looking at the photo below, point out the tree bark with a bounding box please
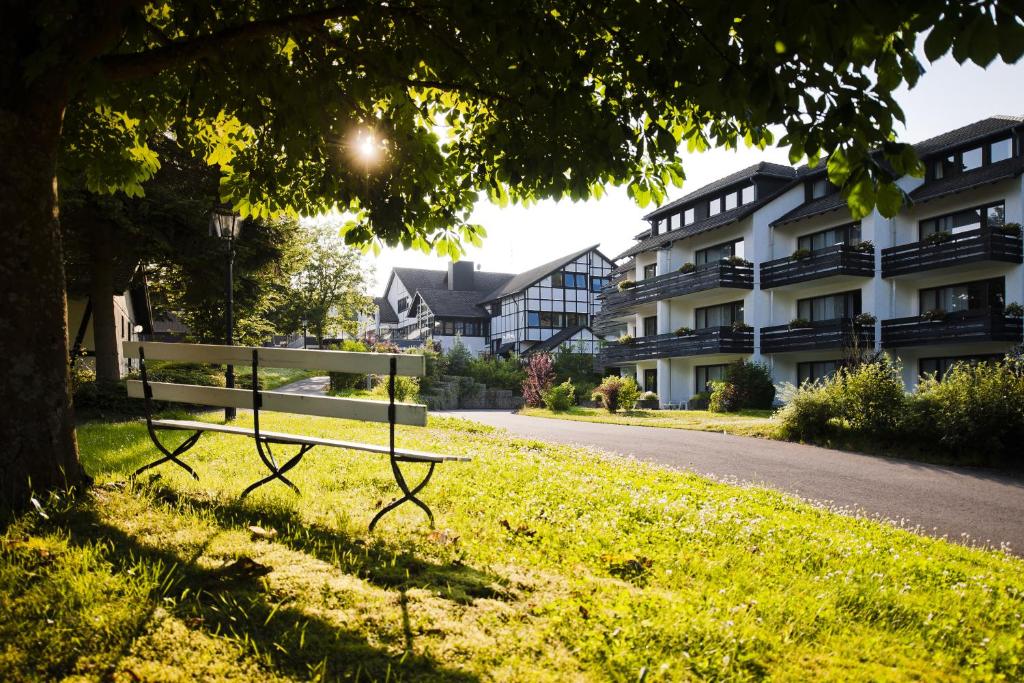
[0,90,89,509]
[89,220,121,382]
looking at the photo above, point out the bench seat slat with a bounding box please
[126,381,427,427]
[150,418,470,462]
[122,341,425,377]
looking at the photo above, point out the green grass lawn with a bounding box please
[234,366,323,390]
[520,406,780,438]
[3,412,1023,681]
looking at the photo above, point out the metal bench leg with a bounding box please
[240,440,314,499]
[132,429,204,481]
[368,458,437,532]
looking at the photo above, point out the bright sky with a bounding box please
[345,54,1024,295]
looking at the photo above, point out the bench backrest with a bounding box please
[122,341,427,427]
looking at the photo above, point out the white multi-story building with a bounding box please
[599,116,1024,405]
[362,246,616,356]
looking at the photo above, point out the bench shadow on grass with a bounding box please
[58,494,486,681]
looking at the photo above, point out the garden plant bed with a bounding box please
[2,412,1022,680]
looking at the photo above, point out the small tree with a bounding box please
[445,335,473,376]
[522,353,555,407]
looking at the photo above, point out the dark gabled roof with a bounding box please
[913,116,1023,159]
[387,266,515,299]
[479,245,610,302]
[772,191,849,227]
[522,326,591,355]
[411,288,491,318]
[615,184,794,260]
[374,297,399,324]
[909,155,1024,204]
[612,258,635,275]
[643,162,796,220]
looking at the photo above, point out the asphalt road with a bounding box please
[446,410,1024,553]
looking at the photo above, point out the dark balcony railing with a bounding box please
[881,309,1023,348]
[761,318,874,353]
[881,229,1022,277]
[760,244,874,289]
[599,326,754,365]
[600,262,753,315]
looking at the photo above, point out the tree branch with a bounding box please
[96,3,365,80]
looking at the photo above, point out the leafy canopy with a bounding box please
[50,1,1024,253]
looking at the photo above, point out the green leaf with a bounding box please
[924,19,956,61]
[844,176,876,220]
[826,148,853,187]
[876,181,904,217]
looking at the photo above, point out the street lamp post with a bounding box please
[209,208,241,421]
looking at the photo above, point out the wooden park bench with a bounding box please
[121,341,469,530]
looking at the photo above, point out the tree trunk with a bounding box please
[0,92,88,510]
[89,220,121,382]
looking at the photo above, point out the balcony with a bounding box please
[881,309,1023,348]
[760,244,874,289]
[761,318,874,353]
[599,326,754,365]
[881,229,1022,278]
[600,262,753,316]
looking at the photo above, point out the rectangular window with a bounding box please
[684,207,695,225]
[708,198,721,217]
[919,201,1004,238]
[797,360,840,384]
[527,311,540,327]
[919,277,1005,314]
[590,277,609,292]
[695,301,744,329]
[644,368,658,395]
[991,138,1013,163]
[797,290,861,321]
[643,263,658,280]
[741,184,756,204]
[962,146,983,171]
[551,272,564,288]
[797,222,861,252]
[643,315,658,337]
[919,355,1003,381]
[670,213,680,230]
[695,239,743,265]
[397,297,409,313]
[724,191,738,211]
[809,178,830,200]
[695,364,730,392]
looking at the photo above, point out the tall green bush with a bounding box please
[445,336,472,376]
[592,375,640,413]
[466,354,525,391]
[909,359,1024,465]
[328,339,369,391]
[707,361,776,412]
[542,380,575,412]
[835,358,905,435]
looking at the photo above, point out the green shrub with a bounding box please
[417,345,446,394]
[542,380,575,412]
[908,359,1024,465]
[724,361,776,409]
[618,377,641,412]
[574,381,597,405]
[445,337,473,376]
[553,345,599,388]
[146,361,225,387]
[328,340,369,391]
[775,380,838,441]
[708,380,741,413]
[369,375,420,402]
[73,379,148,421]
[791,248,812,260]
[678,262,696,273]
[591,375,639,413]
[836,359,905,435]
[466,354,526,391]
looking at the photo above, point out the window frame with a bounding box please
[918,277,1005,315]
[918,201,1005,239]
[694,300,744,329]
[797,222,862,253]
[695,364,730,392]
[796,290,862,322]
[694,238,744,265]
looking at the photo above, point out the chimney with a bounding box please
[448,260,474,290]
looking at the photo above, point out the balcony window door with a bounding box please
[919,355,1003,381]
[695,239,744,265]
[919,201,1004,239]
[919,277,1005,315]
[797,222,861,252]
[694,301,744,329]
[643,368,658,395]
[797,360,840,384]
[797,290,861,322]
[643,263,658,280]
[643,315,658,337]
[695,364,729,392]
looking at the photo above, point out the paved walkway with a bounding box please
[447,410,1024,553]
[275,376,330,395]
